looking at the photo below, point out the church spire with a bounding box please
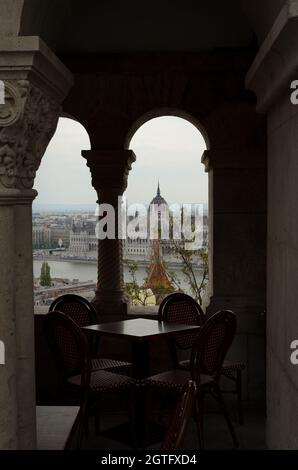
[157,180,160,197]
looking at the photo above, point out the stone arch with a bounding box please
[34,115,92,207]
[123,107,211,307]
[124,107,210,151]
[59,112,92,143]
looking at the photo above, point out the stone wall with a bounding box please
[266,94,298,449]
[246,1,298,448]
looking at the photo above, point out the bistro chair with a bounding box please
[159,293,245,424]
[158,292,205,368]
[49,294,132,374]
[161,380,197,450]
[44,311,136,443]
[146,310,239,448]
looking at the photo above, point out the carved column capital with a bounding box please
[0,37,73,192]
[82,149,136,195]
[246,3,298,112]
[202,148,266,172]
[0,79,61,190]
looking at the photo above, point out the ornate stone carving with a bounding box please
[0,80,61,189]
[82,149,136,194]
[0,81,23,126]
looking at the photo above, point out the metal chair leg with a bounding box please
[64,409,83,449]
[94,406,100,435]
[214,385,239,448]
[197,389,205,449]
[236,370,244,425]
[194,395,204,449]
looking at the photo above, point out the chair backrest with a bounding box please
[161,380,196,450]
[44,310,91,384]
[49,294,98,355]
[44,311,91,449]
[191,310,237,382]
[49,294,98,326]
[158,293,204,351]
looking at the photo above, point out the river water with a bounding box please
[33,259,202,295]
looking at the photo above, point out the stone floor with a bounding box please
[36,380,267,453]
[85,411,265,450]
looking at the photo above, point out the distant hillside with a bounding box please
[33,202,208,215]
[33,204,97,214]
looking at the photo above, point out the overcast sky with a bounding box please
[34,116,208,205]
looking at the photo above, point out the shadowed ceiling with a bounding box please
[14,0,285,53]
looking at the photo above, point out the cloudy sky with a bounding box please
[34,116,208,206]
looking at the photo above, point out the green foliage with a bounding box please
[124,262,152,306]
[124,243,209,307]
[168,243,209,305]
[40,261,52,287]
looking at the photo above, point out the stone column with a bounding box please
[0,191,18,449]
[246,2,298,448]
[82,149,135,317]
[0,37,73,449]
[202,147,267,401]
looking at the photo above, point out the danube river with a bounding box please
[33,259,202,295]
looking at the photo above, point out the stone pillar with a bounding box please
[82,149,135,317]
[202,146,267,401]
[0,192,18,449]
[246,2,298,448]
[0,37,73,449]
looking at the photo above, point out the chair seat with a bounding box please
[68,370,136,393]
[179,359,245,373]
[91,358,132,373]
[146,369,213,391]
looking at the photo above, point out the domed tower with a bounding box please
[149,182,169,239]
[149,181,168,207]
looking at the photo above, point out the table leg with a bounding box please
[132,341,148,448]
[132,341,148,379]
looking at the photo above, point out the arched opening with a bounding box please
[125,108,210,150]
[124,113,210,309]
[33,117,98,311]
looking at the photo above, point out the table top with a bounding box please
[83,317,200,342]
